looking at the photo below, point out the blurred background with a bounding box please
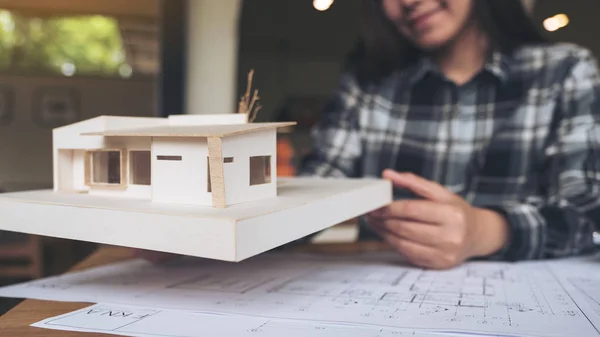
[0,0,596,313]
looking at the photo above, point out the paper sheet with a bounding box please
[1,252,599,337]
[545,254,600,331]
[31,303,462,337]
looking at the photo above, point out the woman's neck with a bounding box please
[433,23,489,85]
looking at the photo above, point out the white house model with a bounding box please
[0,70,392,262]
[52,113,296,208]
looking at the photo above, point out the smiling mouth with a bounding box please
[405,8,441,28]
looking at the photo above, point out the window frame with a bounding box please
[128,149,152,186]
[84,148,127,189]
[249,155,271,186]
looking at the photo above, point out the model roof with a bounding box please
[81,122,297,138]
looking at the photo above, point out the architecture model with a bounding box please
[53,70,294,208]
[0,70,392,262]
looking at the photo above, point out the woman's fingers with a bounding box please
[369,220,440,268]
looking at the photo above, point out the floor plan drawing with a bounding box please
[31,303,457,337]
[547,256,600,332]
[565,276,600,315]
[2,252,600,337]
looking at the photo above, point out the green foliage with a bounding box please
[0,10,128,77]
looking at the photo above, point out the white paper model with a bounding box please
[53,69,298,209]
[52,114,296,208]
[0,70,393,262]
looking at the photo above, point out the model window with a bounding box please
[130,151,151,185]
[157,155,182,161]
[249,156,271,186]
[207,159,211,192]
[90,150,122,184]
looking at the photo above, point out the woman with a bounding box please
[299,0,600,269]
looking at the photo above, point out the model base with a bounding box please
[0,177,392,261]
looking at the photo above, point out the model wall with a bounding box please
[221,129,277,205]
[151,137,211,206]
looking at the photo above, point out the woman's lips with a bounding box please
[407,8,442,30]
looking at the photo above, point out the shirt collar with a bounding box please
[484,49,513,83]
[401,48,513,85]
[402,56,436,84]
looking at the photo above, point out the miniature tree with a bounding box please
[237,69,262,122]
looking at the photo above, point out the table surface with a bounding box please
[0,241,393,336]
[0,246,136,336]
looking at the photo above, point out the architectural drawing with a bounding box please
[2,253,600,337]
[33,303,449,337]
[545,255,600,334]
[166,273,275,293]
[568,277,600,316]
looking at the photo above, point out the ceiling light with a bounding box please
[554,14,569,26]
[313,0,334,11]
[543,13,569,32]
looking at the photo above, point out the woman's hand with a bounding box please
[367,169,510,269]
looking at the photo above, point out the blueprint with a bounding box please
[1,252,599,337]
[568,276,600,317]
[545,254,600,331]
[31,303,461,337]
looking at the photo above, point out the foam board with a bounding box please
[0,177,392,262]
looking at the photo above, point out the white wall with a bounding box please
[222,129,277,205]
[0,75,156,192]
[151,137,210,206]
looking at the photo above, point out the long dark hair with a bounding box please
[348,0,549,84]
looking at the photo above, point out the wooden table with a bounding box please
[0,246,136,336]
[0,241,392,336]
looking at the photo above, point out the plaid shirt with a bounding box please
[299,43,600,261]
